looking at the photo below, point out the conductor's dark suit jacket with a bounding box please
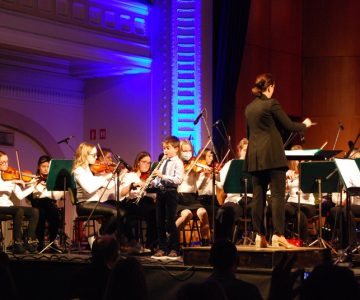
[244,95,306,172]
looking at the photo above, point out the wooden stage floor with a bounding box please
[182,244,332,269]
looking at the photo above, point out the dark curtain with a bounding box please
[213,0,251,158]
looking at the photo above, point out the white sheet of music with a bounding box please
[284,149,319,156]
[334,158,360,189]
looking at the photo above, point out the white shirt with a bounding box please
[120,172,141,201]
[197,172,215,196]
[332,191,360,206]
[0,175,35,207]
[218,160,249,204]
[120,172,156,201]
[33,181,64,200]
[178,170,198,193]
[73,166,115,202]
[153,156,184,187]
[286,170,315,205]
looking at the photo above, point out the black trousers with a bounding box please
[31,198,61,245]
[285,203,316,241]
[112,197,157,248]
[76,201,119,235]
[330,204,360,248]
[251,169,286,236]
[156,190,179,252]
[0,206,39,241]
[215,197,253,241]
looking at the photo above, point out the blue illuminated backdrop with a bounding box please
[171,0,202,152]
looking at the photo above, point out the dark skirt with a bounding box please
[176,193,202,214]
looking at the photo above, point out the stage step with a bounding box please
[182,245,331,269]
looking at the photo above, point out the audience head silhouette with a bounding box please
[300,263,359,299]
[91,234,119,269]
[103,256,148,300]
[209,239,238,272]
[175,280,227,300]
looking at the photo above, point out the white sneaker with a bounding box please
[271,234,296,249]
[88,235,96,250]
[255,234,268,248]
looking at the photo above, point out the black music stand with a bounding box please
[300,161,339,253]
[43,159,75,253]
[223,160,253,245]
[286,149,342,242]
[334,159,360,256]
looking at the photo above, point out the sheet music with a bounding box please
[334,158,360,189]
[285,149,319,156]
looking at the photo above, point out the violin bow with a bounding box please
[15,150,23,182]
[97,143,110,169]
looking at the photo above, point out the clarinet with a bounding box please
[134,154,167,205]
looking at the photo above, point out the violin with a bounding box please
[140,171,150,181]
[1,166,38,183]
[90,160,116,175]
[39,173,48,182]
[184,157,196,172]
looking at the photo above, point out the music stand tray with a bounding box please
[285,149,342,161]
[334,158,360,195]
[300,161,340,253]
[223,160,253,245]
[43,160,75,253]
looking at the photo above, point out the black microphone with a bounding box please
[57,135,74,144]
[212,119,221,127]
[338,122,344,130]
[193,109,205,125]
[114,155,132,170]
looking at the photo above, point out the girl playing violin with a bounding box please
[196,148,221,227]
[0,150,39,254]
[72,142,126,237]
[177,139,211,245]
[116,151,157,252]
[215,138,252,242]
[29,155,64,253]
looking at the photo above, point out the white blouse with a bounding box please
[0,175,35,207]
[33,181,65,200]
[286,170,315,205]
[73,166,114,203]
[196,172,214,196]
[178,170,198,193]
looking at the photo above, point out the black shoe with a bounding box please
[27,238,39,254]
[201,239,210,246]
[13,242,26,254]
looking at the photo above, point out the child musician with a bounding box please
[29,155,64,252]
[118,151,157,252]
[177,139,211,245]
[72,142,124,237]
[0,150,39,254]
[151,136,184,259]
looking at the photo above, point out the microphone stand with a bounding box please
[113,155,128,242]
[332,125,343,150]
[326,127,348,180]
[213,121,236,159]
[201,115,220,242]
